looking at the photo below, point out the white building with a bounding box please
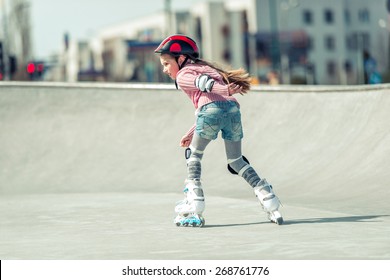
[63,0,389,84]
[248,0,389,84]
[0,0,33,80]
[91,12,166,82]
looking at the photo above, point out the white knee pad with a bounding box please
[227,156,250,175]
[228,156,261,188]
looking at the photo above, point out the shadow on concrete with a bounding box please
[284,214,389,225]
[202,221,268,228]
[199,215,389,228]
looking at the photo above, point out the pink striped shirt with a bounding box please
[176,63,239,138]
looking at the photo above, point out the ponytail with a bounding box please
[193,59,252,94]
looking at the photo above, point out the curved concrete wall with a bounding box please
[1,82,389,213]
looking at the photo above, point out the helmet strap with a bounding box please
[176,55,190,70]
[174,55,190,89]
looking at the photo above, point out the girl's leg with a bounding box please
[187,133,211,180]
[224,139,282,224]
[174,133,210,227]
[224,139,270,194]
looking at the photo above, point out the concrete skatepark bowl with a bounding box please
[0,82,389,259]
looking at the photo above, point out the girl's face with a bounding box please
[159,54,184,80]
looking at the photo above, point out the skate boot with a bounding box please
[174,179,205,227]
[253,178,283,225]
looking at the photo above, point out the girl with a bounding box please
[155,35,283,226]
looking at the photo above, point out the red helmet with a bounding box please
[154,34,199,58]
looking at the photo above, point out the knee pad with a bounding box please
[228,156,261,188]
[185,145,204,161]
[185,148,192,160]
[227,156,250,175]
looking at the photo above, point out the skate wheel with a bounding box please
[275,216,283,225]
[266,211,282,225]
[271,211,283,225]
[199,217,205,227]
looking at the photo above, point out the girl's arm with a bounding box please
[180,124,195,147]
[178,68,233,97]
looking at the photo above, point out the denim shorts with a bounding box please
[196,101,243,141]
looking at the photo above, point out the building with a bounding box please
[1,0,33,80]
[251,0,389,84]
[44,0,389,85]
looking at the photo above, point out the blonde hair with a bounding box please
[193,59,252,94]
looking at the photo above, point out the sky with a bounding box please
[29,0,206,59]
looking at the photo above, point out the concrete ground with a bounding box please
[0,82,389,260]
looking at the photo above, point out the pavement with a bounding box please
[0,82,389,260]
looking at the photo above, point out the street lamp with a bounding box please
[279,0,300,84]
[164,0,172,36]
[1,0,10,80]
[268,0,280,72]
[378,17,390,82]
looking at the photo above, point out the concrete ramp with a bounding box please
[0,82,389,259]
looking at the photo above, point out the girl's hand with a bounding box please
[180,134,193,147]
[228,83,243,95]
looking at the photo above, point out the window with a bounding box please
[346,35,354,50]
[324,9,334,24]
[303,10,313,25]
[347,32,370,51]
[358,8,370,23]
[195,17,202,41]
[344,10,351,25]
[344,60,352,73]
[325,35,335,51]
[362,33,370,49]
[327,61,336,76]
[307,36,314,50]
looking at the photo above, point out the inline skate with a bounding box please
[174,179,205,227]
[253,178,283,225]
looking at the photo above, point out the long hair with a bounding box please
[192,58,252,94]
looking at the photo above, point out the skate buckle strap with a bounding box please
[187,157,201,163]
[189,145,204,155]
[257,178,272,190]
[227,156,242,164]
[254,187,283,207]
[238,164,251,177]
[262,192,276,202]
